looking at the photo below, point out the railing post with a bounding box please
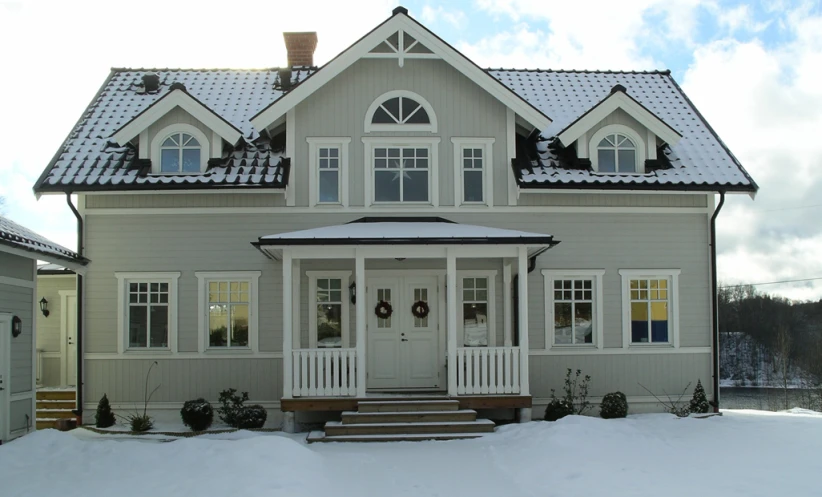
[446,249,458,395]
[517,246,531,406]
[355,252,367,397]
[282,250,293,399]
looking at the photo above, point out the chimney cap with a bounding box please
[141,72,160,93]
[393,6,408,16]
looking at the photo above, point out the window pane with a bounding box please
[231,304,249,347]
[161,149,179,173]
[330,279,341,290]
[182,149,200,173]
[651,301,669,342]
[319,170,339,203]
[129,306,147,347]
[554,302,572,345]
[372,106,395,124]
[317,303,342,348]
[162,136,177,147]
[209,304,228,347]
[375,170,400,201]
[631,302,649,343]
[150,306,168,348]
[405,106,430,124]
[598,149,616,172]
[617,149,636,173]
[464,170,483,202]
[382,98,400,120]
[463,303,488,347]
[403,170,428,202]
[575,302,593,344]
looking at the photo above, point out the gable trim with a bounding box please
[557,89,681,148]
[112,89,243,147]
[250,11,552,133]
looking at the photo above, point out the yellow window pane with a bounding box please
[658,279,668,289]
[630,280,639,289]
[631,302,648,321]
[651,301,668,321]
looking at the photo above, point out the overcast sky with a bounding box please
[1,0,820,300]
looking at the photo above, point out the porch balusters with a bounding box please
[456,346,522,395]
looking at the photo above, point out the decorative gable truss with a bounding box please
[555,85,682,174]
[364,29,436,67]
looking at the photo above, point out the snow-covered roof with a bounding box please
[0,216,88,266]
[489,69,757,192]
[37,263,75,275]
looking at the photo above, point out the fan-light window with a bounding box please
[597,133,636,173]
[161,132,201,173]
[372,96,431,126]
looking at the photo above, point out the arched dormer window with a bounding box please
[588,125,646,174]
[364,90,438,133]
[150,123,209,174]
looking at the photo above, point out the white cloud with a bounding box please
[716,4,770,34]
[421,5,467,29]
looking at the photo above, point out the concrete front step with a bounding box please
[342,409,477,424]
[37,400,75,410]
[357,399,459,413]
[36,409,75,419]
[324,419,495,436]
[36,390,76,401]
[307,430,487,443]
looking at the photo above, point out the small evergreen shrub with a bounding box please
[217,388,249,427]
[544,399,574,421]
[95,394,116,428]
[180,398,214,431]
[235,405,268,429]
[600,392,629,419]
[689,379,710,414]
[128,414,153,432]
[547,368,593,416]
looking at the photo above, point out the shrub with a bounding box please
[128,414,153,432]
[95,394,116,428]
[217,388,249,427]
[235,405,267,429]
[689,379,710,414]
[544,399,574,421]
[549,368,593,416]
[600,392,629,419]
[181,398,214,432]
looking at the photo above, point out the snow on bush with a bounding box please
[180,398,214,432]
[600,391,628,419]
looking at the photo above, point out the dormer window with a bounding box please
[161,133,201,173]
[364,90,438,133]
[597,133,636,173]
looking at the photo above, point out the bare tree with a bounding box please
[772,324,793,410]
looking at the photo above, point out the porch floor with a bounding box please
[281,394,531,412]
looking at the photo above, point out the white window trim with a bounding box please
[451,137,495,206]
[195,271,261,353]
[588,124,646,174]
[150,123,210,174]
[307,137,351,207]
[362,136,441,207]
[457,270,497,347]
[306,271,352,349]
[619,269,681,349]
[364,90,438,133]
[542,269,605,350]
[115,272,181,354]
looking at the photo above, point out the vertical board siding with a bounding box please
[518,193,708,208]
[35,276,75,353]
[147,107,214,158]
[0,282,34,394]
[41,357,62,387]
[295,58,509,207]
[85,193,285,209]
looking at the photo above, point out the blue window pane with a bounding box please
[403,170,428,201]
[464,170,483,202]
[182,149,200,173]
[375,170,400,201]
[651,320,669,343]
[161,149,179,173]
[598,149,616,172]
[618,149,636,173]
[319,170,339,203]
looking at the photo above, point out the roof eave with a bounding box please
[0,239,90,269]
[517,180,757,194]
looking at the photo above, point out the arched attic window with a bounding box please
[589,125,646,174]
[364,90,438,133]
[150,123,210,174]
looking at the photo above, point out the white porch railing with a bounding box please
[292,348,357,397]
[456,346,521,395]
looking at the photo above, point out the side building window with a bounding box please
[619,269,680,347]
[116,272,180,353]
[307,138,350,206]
[307,271,351,349]
[196,271,261,353]
[451,138,494,205]
[458,273,497,347]
[542,270,605,349]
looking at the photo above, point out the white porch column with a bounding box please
[517,247,530,397]
[446,249,458,395]
[355,252,366,397]
[503,262,513,347]
[292,260,301,349]
[282,250,293,399]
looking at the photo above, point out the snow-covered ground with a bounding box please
[2,411,820,497]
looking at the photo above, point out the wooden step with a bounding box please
[357,400,459,413]
[324,419,495,436]
[37,400,75,410]
[36,420,58,430]
[307,430,486,443]
[36,409,74,419]
[342,409,477,424]
[36,390,76,401]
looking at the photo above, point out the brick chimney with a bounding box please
[283,32,318,67]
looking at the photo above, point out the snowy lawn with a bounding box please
[2,410,820,497]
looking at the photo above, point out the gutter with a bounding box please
[710,191,725,412]
[66,194,85,422]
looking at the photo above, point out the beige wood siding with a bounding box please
[294,58,510,207]
[35,276,75,353]
[146,106,216,158]
[0,279,34,394]
[40,357,62,387]
[518,193,708,208]
[85,193,286,209]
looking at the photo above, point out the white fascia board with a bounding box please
[250,14,552,132]
[113,90,242,146]
[558,91,681,147]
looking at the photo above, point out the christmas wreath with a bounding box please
[411,300,430,319]
[375,300,393,319]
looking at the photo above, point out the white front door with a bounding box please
[367,275,441,390]
[62,293,77,386]
[0,315,10,442]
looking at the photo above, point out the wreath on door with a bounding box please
[411,300,430,319]
[375,300,393,319]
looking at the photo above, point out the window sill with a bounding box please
[124,349,173,354]
[371,202,433,207]
[204,347,254,354]
[550,344,598,350]
[628,343,674,349]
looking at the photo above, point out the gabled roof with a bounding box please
[112,86,243,146]
[0,215,89,268]
[250,7,552,133]
[556,84,681,147]
[490,69,758,193]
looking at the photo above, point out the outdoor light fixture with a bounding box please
[349,282,356,305]
[39,297,50,318]
[11,315,22,337]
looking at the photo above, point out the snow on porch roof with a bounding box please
[255,218,558,247]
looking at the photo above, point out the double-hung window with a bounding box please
[619,269,680,347]
[452,138,494,205]
[196,271,260,353]
[116,272,180,353]
[542,270,604,349]
[458,272,497,347]
[307,138,350,206]
[374,146,429,202]
[307,272,351,348]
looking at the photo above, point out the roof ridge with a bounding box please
[109,66,319,72]
[485,68,671,75]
